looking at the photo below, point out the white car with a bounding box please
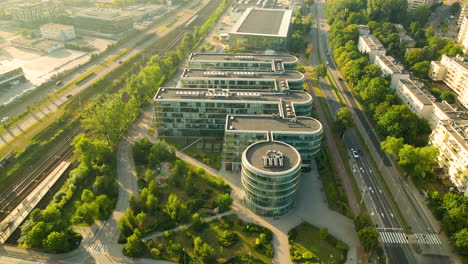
[1,116,10,123]
[350,148,359,158]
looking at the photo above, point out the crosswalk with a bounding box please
[87,242,109,254]
[378,231,442,245]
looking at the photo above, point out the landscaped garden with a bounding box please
[164,137,223,170]
[288,222,348,264]
[145,214,274,263]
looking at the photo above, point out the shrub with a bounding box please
[219,230,239,247]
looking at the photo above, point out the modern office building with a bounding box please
[374,55,410,89]
[11,1,65,25]
[229,8,292,50]
[396,78,435,121]
[223,115,323,170]
[241,140,302,216]
[153,88,313,137]
[430,54,468,108]
[40,24,76,41]
[458,16,468,53]
[0,67,25,86]
[357,35,386,64]
[72,8,133,34]
[188,53,298,71]
[429,118,468,193]
[180,69,304,90]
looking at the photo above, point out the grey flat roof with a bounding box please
[376,55,408,74]
[360,35,385,50]
[230,8,292,37]
[446,55,468,70]
[189,53,298,63]
[154,88,311,104]
[439,119,468,151]
[244,141,300,173]
[399,78,434,105]
[181,69,303,80]
[226,115,322,134]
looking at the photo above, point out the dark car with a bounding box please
[66,94,73,99]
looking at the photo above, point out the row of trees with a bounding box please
[291,7,313,53]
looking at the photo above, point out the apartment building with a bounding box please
[180,69,304,90]
[374,55,410,89]
[153,88,313,137]
[429,118,468,193]
[357,25,370,36]
[458,3,468,25]
[396,78,435,121]
[40,24,76,41]
[229,8,292,50]
[358,35,386,64]
[458,16,468,53]
[430,54,468,108]
[407,0,439,10]
[241,140,302,216]
[188,53,298,71]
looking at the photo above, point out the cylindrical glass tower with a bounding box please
[241,140,302,216]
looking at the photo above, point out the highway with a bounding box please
[309,0,453,263]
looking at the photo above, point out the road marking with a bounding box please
[380,231,442,245]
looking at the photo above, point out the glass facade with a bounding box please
[154,100,279,137]
[241,142,301,216]
[188,59,297,71]
[229,34,288,50]
[181,77,303,90]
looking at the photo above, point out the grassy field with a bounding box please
[289,222,348,264]
[147,214,273,263]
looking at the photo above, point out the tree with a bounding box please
[381,136,404,156]
[453,228,468,255]
[72,134,110,167]
[354,212,373,231]
[164,194,188,222]
[135,212,147,228]
[192,213,206,232]
[411,5,430,26]
[425,27,435,39]
[43,231,70,252]
[26,221,48,248]
[81,189,94,203]
[313,64,327,79]
[336,107,353,133]
[440,91,456,104]
[398,145,439,177]
[19,29,29,37]
[123,229,145,257]
[193,236,216,264]
[450,2,461,15]
[219,230,239,247]
[319,227,329,240]
[410,61,430,78]
[217,193,233,213]
[358,226,379,251]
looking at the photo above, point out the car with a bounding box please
[338,77,343,81]
[55,80,62,86]
[66,94,73,99]
[1,116,10,123]
[118,60,123,64]
[326,61,330,65]
[350,148,359,158]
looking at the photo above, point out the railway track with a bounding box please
[0,0,222,224]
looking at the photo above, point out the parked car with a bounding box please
[55,80,62,86]
[1,116,10,123]
[66,94,72,99]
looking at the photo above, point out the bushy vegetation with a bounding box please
[353,212,385,263]
[288,222,348,264]
[428,192,468,256]
[145,215,274,263]
[290,7,313,53]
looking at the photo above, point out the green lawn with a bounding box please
[289,222,348,264]
[146,214,273,263]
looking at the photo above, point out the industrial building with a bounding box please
[188,53,298,71]
[180,69,304,90]
[229,8,292,50]
[241,140,302,216]
[430,54,468,108]
[374,55,410,89]
[40,24,76,41]
[153,88,313,137]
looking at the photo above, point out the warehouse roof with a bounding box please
[230,8,292,37]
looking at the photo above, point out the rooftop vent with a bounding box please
[262,150,284,168]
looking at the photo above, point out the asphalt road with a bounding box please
[310,1,453,263]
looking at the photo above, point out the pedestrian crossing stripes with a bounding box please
[87,242,109,254]
[414,233,442,245]
[379,232,442,245]
[379,231,409,244]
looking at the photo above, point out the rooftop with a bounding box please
[399,78,434,105]
[230,8,292,37]
[360,35,385,50]
[40,23,74,30]
[244,140,300,173]
[440,119,468,151]
[445,54,468,71]
[154,87,311,104]
[375,55,408,74]
[226,115,322,134]
[189,53,298,63]
[75,8,132,20]
[434,101,468,120]
[181,69,303,80]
